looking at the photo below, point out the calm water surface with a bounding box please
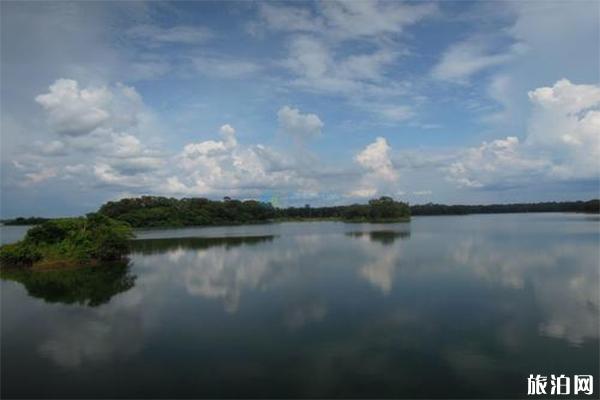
[1,214,598,398]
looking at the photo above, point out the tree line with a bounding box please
[96,196,411,227]
[410,200,599,215]
[3,198,598,228]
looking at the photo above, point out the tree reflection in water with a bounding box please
[346,229,410,245]
[129,234,275,254]
[0,262,136,307]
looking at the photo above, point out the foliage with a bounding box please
[410,199,600,215]
[98,196,411,227]
[2,217,50,225]
[0,243,42,265]
[278,196,410,222]
[0,213,134,268]
[99,196,277,227]
[0,262,135,306]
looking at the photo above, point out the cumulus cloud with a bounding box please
[349,137,399,198]
[447,79,600,188]
[26,78,164,191]
[277,106,323,140]
[162,124,318,197]
[25,80,330,199]
[35,79,111,136]
[526,80,600,180]
[35,79,143,136]
[446,136,548,188]
[355,137,397,182]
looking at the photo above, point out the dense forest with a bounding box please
[97,196,411,227]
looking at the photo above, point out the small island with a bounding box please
[0,213,133,269]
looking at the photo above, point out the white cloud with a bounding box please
[478,1,599,134]
[527,79,600,179]
[127,24,213,46]
[258,3,324,33]
[25,81,331,198]
[432,37,523,83]
[349,137,399,198]
[284,36,400,95]
[163,124,318,197]
[258,1,437,41]
[447,136,548,188]
[277,106,323,139]
[192,56,261,79]
[320,1,437,40]
[370,105,414,122]
[447,79,600,188]
[527,78,600,114]
[26,78,164,190]
[35,79,144,137]
[279,30,416,124]
[355,137,397,182]
[35,79,111,136]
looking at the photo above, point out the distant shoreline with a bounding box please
[2,199,598,226]
[2,211,596,230]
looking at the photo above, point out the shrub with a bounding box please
[0,243,42,266]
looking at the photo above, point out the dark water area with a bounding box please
[1,214,598,398]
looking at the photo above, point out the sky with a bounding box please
[1,0,599,217]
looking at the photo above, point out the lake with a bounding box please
[1,213,598,398]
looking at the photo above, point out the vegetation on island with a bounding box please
[98,196,277,227]
[0,213,133,268]
[98,196,411,228]
[281,196,411,222]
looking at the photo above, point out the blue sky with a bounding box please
[1,0,599,217]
